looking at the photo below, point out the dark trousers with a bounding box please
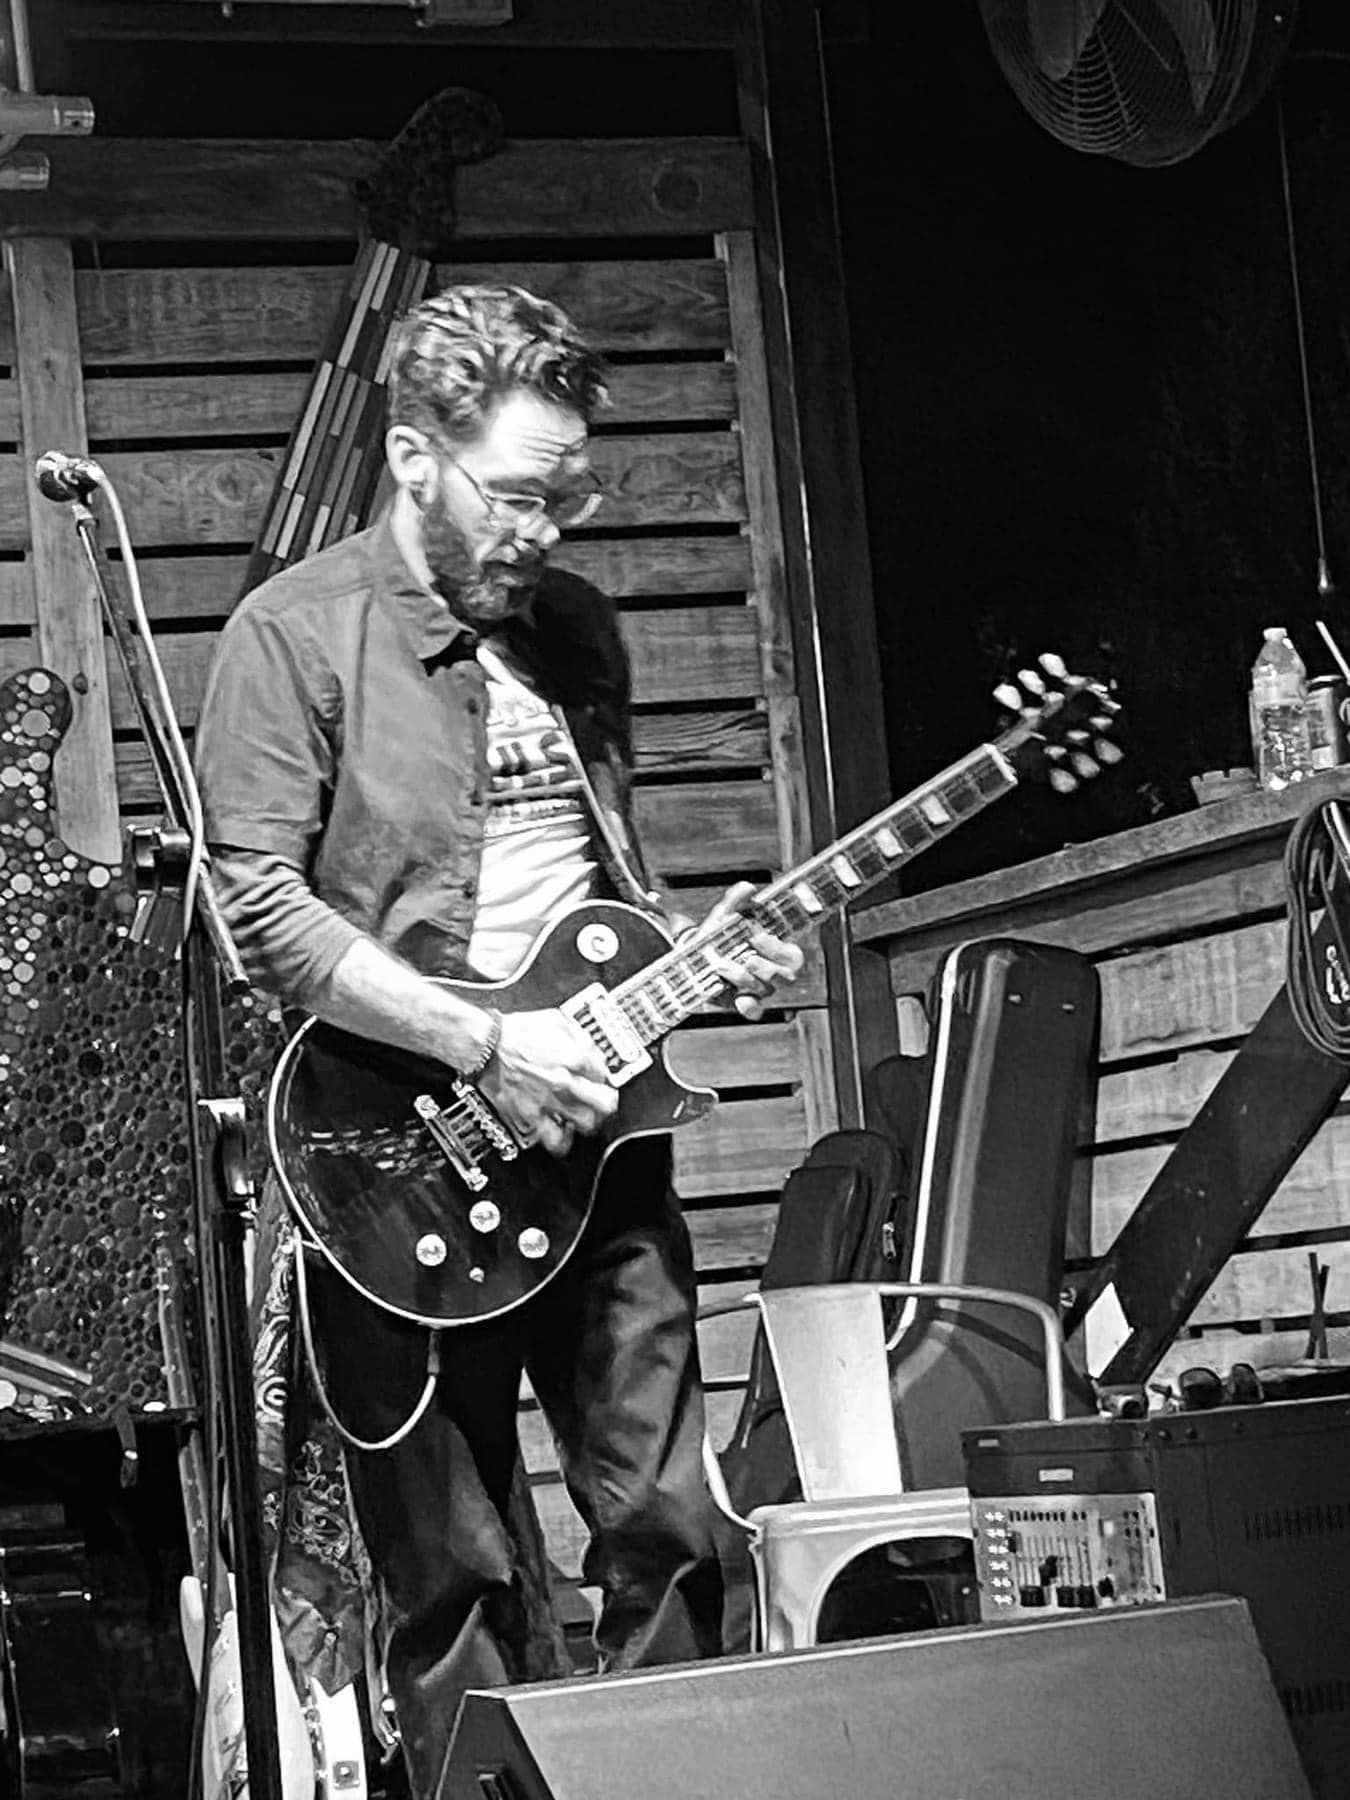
[305,1136,723,1797]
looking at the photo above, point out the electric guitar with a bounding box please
[267,657,1120,1328]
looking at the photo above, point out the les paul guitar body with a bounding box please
[269,904,716,1326]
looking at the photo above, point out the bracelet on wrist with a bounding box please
[460,1007,503,1079]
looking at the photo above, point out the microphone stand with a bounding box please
[51,473,284,1800]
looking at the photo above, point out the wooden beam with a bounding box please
[0,603,767,723]
[720,225,839,1138]
[51,0,749,46]
[74,363,737,438]
[1088,1119,1350,1253]
[0,261,732,366]
[4,238,121,867]
[0,434,747,551]
[0,537,756,628]
[879,844,1290,1003]
[113,709,772,802]
[2,137,754,242]
[734,0,897,1121]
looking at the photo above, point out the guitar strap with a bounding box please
[551,704,681,927]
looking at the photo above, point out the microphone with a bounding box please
[34,450,104,503]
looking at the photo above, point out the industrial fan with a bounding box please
[979,0,1300,166]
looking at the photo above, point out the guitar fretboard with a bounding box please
[610,736,1023,1046]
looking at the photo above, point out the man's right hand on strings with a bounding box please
[478,1008,618,1157]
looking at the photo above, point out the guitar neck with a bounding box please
[611,733,1027,1045]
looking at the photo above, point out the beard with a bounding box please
[419,481,543,628]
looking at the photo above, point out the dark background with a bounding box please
[35,0,1350,891]
[831,0,1350,889]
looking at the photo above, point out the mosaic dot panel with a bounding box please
[0,669,284,1426]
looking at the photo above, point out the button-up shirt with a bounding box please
[196,508,657,1000]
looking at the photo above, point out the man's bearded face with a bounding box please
[415,390,590,629]
[417,474,542,628]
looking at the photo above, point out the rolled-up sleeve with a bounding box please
[210,848,363,1006]
[197,595,363,1003]
[196,601,336,868]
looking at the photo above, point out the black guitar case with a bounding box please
[888,937,1101,1492]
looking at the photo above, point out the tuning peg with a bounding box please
[1070,751,1100,780]
[992,681,1023,713]
[1048,767,1078,794]
[1017,664,1048,699]
[1095,739,1124,764]
[1037,651,1068,682]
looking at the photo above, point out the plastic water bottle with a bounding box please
[1249,627,1314,791]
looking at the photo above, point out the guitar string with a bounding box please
[609,748,1017,1047]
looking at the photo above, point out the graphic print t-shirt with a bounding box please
[465,641,598,979]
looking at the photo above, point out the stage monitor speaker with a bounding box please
[437,1594,1309,1800]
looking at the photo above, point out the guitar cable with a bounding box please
[1285,797,1350,1061]
[292,1229,443,1451]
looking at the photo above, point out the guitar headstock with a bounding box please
[993,652,1123,794]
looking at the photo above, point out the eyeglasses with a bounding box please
[449,460,604,531]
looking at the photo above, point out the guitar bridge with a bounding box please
[560,984,652,1085]
[414,1084,518,1190]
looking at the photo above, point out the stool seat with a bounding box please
[749,1486,971,1540]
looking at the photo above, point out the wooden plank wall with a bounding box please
[0,136,841,1598]
[879,849,1350,1405]
[1089,916,1350,1391]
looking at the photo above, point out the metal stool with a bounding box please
[701,1282,1066,1652]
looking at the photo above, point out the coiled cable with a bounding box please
[1284,798,1350,1060]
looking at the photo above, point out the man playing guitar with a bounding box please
[195,284,802,1797]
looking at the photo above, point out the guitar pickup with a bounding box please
[560,984,652,1086]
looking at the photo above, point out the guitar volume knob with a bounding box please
[415,1233,448,1267]
[469,1200,501,1234]
[518,1228,550,1260]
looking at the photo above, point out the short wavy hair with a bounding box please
[385,283,609,445]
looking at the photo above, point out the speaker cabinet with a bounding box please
[438,1594,1309,1799]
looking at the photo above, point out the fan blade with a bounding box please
[1029,0,1111,82]
[1153,0,1220,112]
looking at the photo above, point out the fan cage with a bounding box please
[979,0,1297,168]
